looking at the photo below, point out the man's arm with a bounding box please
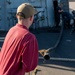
[22,35,38,72]
[57,7,64,13]
[58,9,64,13]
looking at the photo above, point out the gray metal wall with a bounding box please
[0,0,55,30]
[0,0,7,30]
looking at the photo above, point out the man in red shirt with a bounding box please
[0,3,38,75]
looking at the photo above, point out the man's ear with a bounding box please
[29,16,33,21]
[30,16,34,21]
[16,14,21,19]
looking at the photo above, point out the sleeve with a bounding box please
[21,35,38,72]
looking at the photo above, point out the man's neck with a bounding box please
[18,21,30,29]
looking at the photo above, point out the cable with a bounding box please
[48,15,64,52]
[38,15,64,62]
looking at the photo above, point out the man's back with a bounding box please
[0,24,38,75]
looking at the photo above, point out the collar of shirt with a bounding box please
[16,23,29,31]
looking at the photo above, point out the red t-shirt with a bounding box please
[0,24,38,75]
